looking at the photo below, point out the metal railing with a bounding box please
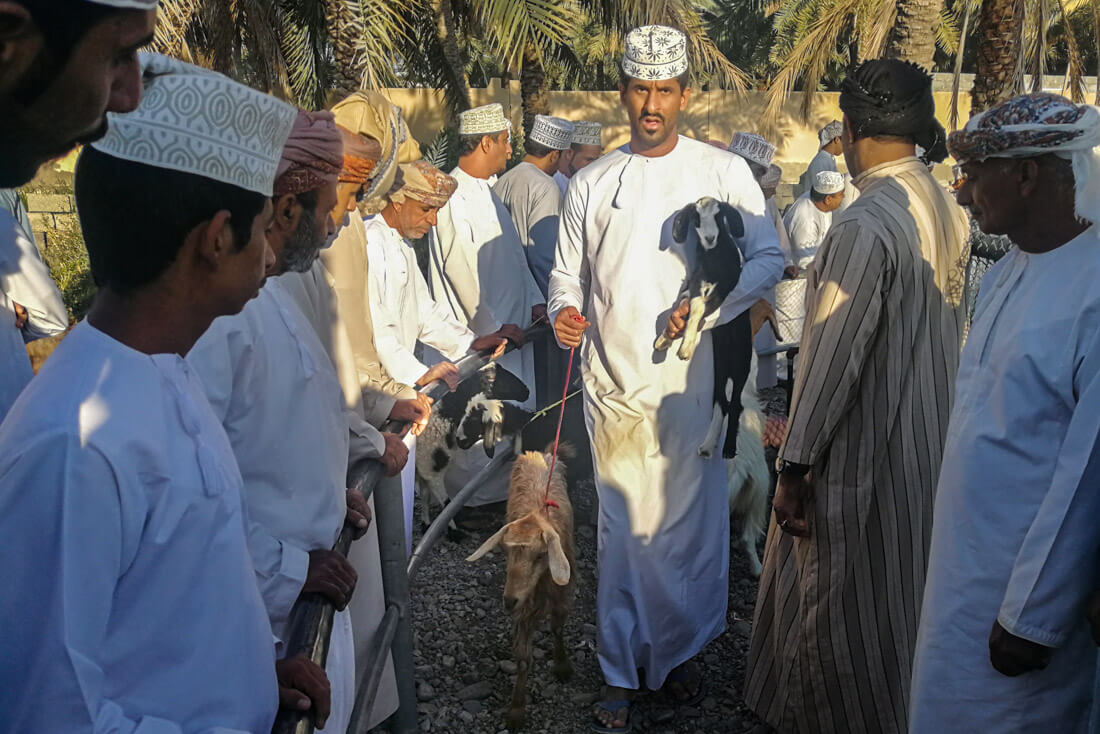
[272,322,548,734]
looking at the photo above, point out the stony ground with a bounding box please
[373,387,786,734]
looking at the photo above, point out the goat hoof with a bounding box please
[552,660,573,682]
[505,708,526,731]
[654,334,671,351]
[697,445,715,459]
[677,341,696,360]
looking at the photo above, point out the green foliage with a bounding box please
[41,219,95,323]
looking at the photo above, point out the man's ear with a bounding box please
[679,85,692,111]
[480,133,494,154]
[194,210,235,268]
[0,2,38,87]
[271,193,301,235]
[1019,158,1042,198]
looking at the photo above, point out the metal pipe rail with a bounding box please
[271,322,548,734]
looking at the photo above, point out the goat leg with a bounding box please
[506,617,534,731]
[550,605,573,682]
[677,295,709,360]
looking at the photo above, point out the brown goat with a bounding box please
[467,451,575,731]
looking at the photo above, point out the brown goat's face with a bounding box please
[466,512,571,612]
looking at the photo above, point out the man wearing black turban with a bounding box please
[744,59,971,734]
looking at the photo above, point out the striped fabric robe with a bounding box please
[744,157,970,733]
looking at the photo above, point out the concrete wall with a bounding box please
[25,190,77,248]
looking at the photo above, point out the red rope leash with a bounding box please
[543,317,582,511]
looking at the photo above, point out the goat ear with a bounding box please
[672,203,697,244]
[466,522,512,562]
[544,530,571,585]
[490,366,530,402]
[718,202,745,239]
[483,420,500,458]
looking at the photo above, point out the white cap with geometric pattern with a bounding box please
[459,103,512,136]
[813,170,845,194]
[92,54,297,196]
[621,25,689,81]
[728,132,776,168]
[528,115,575,150]
[571,121,603,147]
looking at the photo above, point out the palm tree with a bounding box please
[886,0,947,68]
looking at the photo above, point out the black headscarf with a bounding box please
[839,59,947,163]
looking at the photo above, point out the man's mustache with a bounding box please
[640,111,665,122]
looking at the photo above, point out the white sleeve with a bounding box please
[705,164,784,328]
[547,177,589,347]
[786,205,818,264]
[430,204,503,333]
[0,437,241,733]
[0,224,68,341]
[999,323,1100,648]
[187,322,310,641]
[412,262,476,361]
[367,241,431,387]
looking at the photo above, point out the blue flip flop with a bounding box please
[590,699,636,733]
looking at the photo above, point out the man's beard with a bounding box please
[283,208,325,273]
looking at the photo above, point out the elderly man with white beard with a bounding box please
[188,111,401,734]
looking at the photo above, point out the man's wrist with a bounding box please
[776,459,811,476]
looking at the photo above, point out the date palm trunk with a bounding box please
[326,0,365,96]
[520,43,550,143]
[885,0,944,69]
[972,0,1025,113]
[435,0,472,112]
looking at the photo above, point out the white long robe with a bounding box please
[548,135,783,689]
[554,169,570,196]
[365,215,475,387]
[428,165,542,404]
[0,321,278,732]
[0,198,67,341]
[755,198,794,389]
[429,165,543,505]
[911,227,1100,733]
[493,161,563,298]
[0,211,36,420]
[783,193,832,271]
[188,279,357,734]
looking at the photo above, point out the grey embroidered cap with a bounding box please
[813,170,845,194]
[92,54,297,196]
[528,115,575,150]
[728,132,776,168]
[819,120,844,146]
[458,103,512,136]
[571,121,603,147]
[621,25,689,81]
[87,0,159,7]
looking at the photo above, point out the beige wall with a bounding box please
[383,79,969,185]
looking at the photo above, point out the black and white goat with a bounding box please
[414,363,529,523]
[654,196,754,460]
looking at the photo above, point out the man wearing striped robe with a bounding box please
[744,59,970,733]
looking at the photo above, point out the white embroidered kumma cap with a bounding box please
[92,54,297,196]
[528,115,575,150]
[571,121,602,146]
[813,170,845,195]
[728,132,776,168]
[621,25,689,81]
[459,103,513,136]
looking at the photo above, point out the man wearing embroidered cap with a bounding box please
[555,120,604,195]
[910,92,1100,732]
[189,107,398,734]
[0,54,333,731]
[797,119,843,195]
[549,24,783,731]
[783,169,844,272]
[495,114,575,405]
[427,101,546,508]
[746,59,970,734]
[728,132,776,180]
[0,0,156,423]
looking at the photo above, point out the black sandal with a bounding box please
[660,662,706,707]
[590,699,635,733]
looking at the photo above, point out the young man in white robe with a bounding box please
[188,110,397,734]
[0,0,154,420]
[549,25,783,732]
[783,169,845,272]
[496,114,576,406]
[797,119,842,194]
[911,92,1100,733]
[428,102,546,507]
[554,121,604,195]
[0,55,332,731]
[367,160,516,389]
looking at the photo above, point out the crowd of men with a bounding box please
[2,2,1100,733]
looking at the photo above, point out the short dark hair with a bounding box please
[525,140,557,159]
[75,146,267,295]
[618,68,691,92]
[458,130,508,158]
[810,188,830,203]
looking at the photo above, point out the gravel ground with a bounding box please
[374,388,787,734]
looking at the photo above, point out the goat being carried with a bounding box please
[655,196,755,459]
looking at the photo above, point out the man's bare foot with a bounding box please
[590,685,635,733]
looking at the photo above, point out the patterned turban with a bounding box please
[274,109,344,196]
[337,127,382,185]
[388,161,457,209]
[332,91,422,214]
[948,92,1100,223]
